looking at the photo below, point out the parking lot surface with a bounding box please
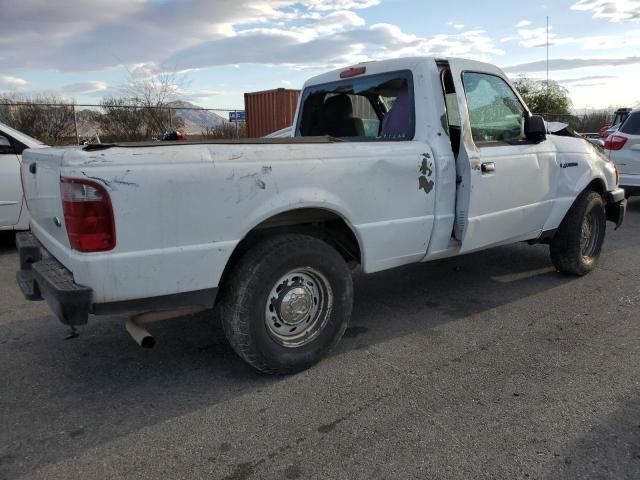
[1,200,639,480]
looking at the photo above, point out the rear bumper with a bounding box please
[619,173,640,189]
[16,232,92,326]
[606,188,627,230]
[16,232,218,326]
[620,185,640,197]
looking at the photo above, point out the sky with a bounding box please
[1,0,640,111]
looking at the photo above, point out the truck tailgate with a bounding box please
[21,148,72,249]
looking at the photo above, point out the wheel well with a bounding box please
[585,178,606,198]
[217,209,361,300]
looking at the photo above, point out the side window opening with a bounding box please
[297,71,415,141]
[620,112,640,136]
[441,68,461,159]
[0,133,17,155]
[462,72,526,145]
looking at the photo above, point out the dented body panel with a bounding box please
[24,141,437,303]
[21,56,620,310]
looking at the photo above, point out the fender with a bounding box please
[232,190,367,268]
[543,177,608,233]
[542,134,615,233]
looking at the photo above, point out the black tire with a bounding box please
[550,190,606,276]
[219,234,353,374]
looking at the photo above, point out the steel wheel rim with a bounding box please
[580,210,600,259]
[265,267,333,348]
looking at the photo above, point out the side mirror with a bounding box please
[0,135,10,148]
[525,115,547,143]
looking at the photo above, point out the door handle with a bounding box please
[29,163,37,174]
[481,162,495,174]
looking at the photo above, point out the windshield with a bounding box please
[0,121,45,147]
[296,70,415,141]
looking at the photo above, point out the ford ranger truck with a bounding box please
[17,57,626,374]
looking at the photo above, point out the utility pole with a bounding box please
[73,104,80,145]
[546,15,550,115]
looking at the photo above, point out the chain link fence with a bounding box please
[0,100,618,146]
[536,111,614,136]
[0,101,247,146]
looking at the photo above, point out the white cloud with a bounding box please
[181,89,226,102]
[579,29,640,48]
[503,56,640,73]
[294,10,366,36]
[62,80,109,95]
[502,24,575,48]
[163,22,504,71]
[515,20,532,27]
[503,21,640,53]
[0,0,508,74]
[0,0,385,73]
[302,0,381,10]
[571,0,640,22]
[558,75,617,84]
[0,75,29,90]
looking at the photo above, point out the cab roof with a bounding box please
[302,56,506,89]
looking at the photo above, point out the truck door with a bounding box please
[447,60,556,252]
[0,132,23,228]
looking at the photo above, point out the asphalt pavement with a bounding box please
[1,200,639,479]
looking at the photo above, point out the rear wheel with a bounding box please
[550,190,606,276]
[220,234,353,374]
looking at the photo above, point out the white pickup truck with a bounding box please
[17,57,626,374]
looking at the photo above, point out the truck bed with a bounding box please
[83,136,342,151]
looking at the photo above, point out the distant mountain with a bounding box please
[166,100,227,134]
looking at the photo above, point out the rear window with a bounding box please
[620,112,640,135]
[296,70,415,141]
[613,111,630,126]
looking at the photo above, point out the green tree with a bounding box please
[512,76,572,116]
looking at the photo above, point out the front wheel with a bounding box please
[550,190,606,276]
[220,234,353,374]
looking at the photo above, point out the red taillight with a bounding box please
[604,134,628,151]
[340,66,366,79]
[60,177,116,252]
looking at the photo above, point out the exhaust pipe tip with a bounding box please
[125,307,206,348]
[140,335,155,349]
[125,317,156,349]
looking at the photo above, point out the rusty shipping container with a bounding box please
[244,88,300,138]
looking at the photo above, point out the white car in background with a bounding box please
[0,122,46,230]
[264,126,293,138]
[605,109,640,197]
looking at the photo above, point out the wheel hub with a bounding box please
[581,211,599,258]
[279,286,313,325]
[265,268,332,348]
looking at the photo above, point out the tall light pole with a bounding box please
[546,15,550,115]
